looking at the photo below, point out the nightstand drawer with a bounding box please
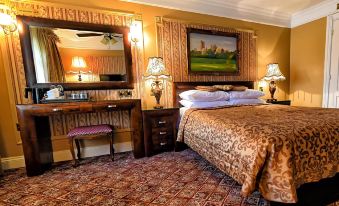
[151,132,174,152]
[152,128,173,137]
[151,116,173,128]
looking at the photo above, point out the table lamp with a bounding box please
[263,63,285,102]
[143,57,170,109]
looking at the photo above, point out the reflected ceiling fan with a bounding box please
[76,32,122,45]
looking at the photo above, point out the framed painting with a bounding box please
[187,28,240,75]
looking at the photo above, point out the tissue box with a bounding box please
[46,88,60,99]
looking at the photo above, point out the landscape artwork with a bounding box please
[187,29,239,74]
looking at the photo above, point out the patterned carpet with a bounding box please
[0,149,270,206]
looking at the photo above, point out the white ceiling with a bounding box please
[53,28,123,50]
[226,0,324,14]
[122,0,338,27]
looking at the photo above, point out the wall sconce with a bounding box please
[0,3,17,35]
[129,20,142,46]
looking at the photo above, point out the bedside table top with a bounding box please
[142,107,179,112]
[266,100,291,105]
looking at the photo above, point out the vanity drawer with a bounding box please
[33,105,80,115]
[94,103,119,112]
[93,103,129,112]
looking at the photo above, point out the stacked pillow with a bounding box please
[179,88,265,108]
[228,89,265,105]
[179,90,230,108]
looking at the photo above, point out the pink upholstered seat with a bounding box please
[67,125,113,138]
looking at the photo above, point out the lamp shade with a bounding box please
[71,56,87,68]
[263,63,286,81]
[144,57,169,78]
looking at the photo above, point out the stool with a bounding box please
[67,124,114,166]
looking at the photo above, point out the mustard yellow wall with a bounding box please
[0,43,23,157]
[0,0,291,158]
[290,18,327,107]
[59,48,123,72]
[59,48,124,72]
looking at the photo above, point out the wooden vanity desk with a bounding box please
[16,99,144,176]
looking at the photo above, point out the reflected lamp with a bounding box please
[70,56,88,81]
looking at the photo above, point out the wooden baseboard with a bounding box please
[0,156,3,175]
[1,141,132,170]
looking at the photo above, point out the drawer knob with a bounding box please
[158,121,166,124]
[107,105,117,109]
[159,131,167,135]
[160,142,167,146]
[52,108,62,112]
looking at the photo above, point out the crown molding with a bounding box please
[122,0,290,27]
[291,0,339,28]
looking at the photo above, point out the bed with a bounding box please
[174,81,339,203]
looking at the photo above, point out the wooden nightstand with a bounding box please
[142,108,179,157]
[267,100,291,105]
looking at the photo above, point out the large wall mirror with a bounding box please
[17,15,133,90]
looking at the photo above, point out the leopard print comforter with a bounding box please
[177,105,339,203]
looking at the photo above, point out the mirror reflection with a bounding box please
[30,26,126,83]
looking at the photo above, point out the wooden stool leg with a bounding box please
[75,139,81,160]
[68,138,79,167]
[109,133,114,161]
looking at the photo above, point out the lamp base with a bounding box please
[151,80,164,110]
[153,105,164,109]
[266,98,277,103]
[269,81,277,100]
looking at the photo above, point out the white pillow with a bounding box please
[179,100,229,108]
[229,89,264,99]
[228,98,266,105]
[179,90,230,102]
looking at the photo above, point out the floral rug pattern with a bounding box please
[1,149,271,206]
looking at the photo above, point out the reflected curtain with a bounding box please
[30,27,65,82]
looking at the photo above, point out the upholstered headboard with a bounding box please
[173,81,254,107]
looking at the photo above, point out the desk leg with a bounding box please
[35,116,54,170]
[130,101,145,158]
[18,112,53,176]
